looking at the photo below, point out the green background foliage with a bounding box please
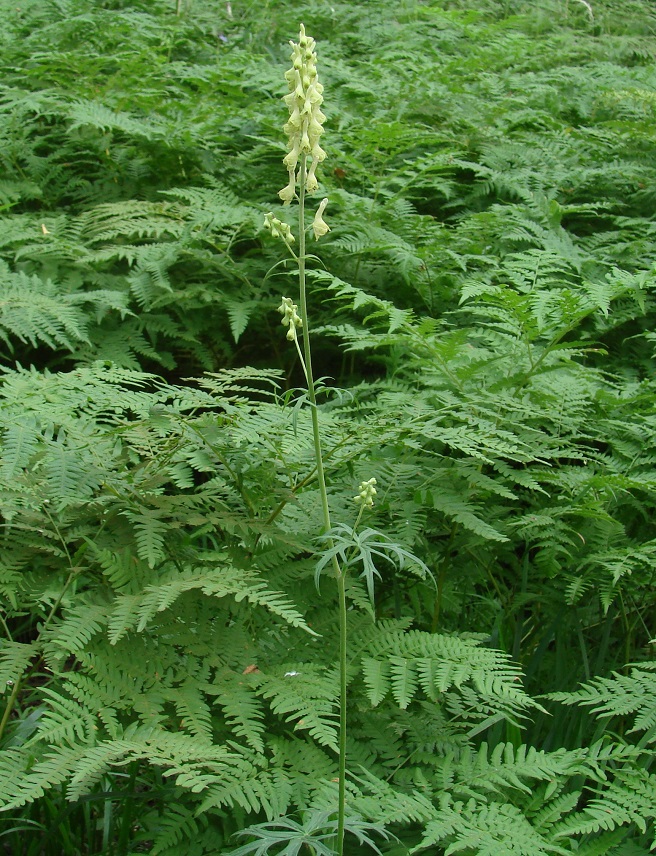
[1,0,656,853]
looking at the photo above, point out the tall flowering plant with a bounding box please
[262,25,376,856]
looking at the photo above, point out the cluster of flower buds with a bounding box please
[279,23,327,204]
[354,478,377,508]
[278,296,303,341]
[264,212,295,244]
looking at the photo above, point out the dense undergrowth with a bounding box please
[1,0,656,853]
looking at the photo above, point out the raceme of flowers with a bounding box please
[279,23,327,204]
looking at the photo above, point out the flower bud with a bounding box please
[354,478,377,508]
[264,212,295,243]
[277,296,303,341]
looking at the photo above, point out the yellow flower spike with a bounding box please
[312,198,330,240]
[279,23,326,201]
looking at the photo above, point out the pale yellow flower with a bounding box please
[312,198,330,241]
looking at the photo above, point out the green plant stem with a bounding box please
[297,155,346,856]
[292,334,309,385]
[0,610,13,641]
[0,675,21,745]
[246,433,356,559]
[431,525,456,633]
[0,569,76,745]
[179,418,257,516]
[117,761,140,855]
[336,572,347,855]
[297,159,331,535]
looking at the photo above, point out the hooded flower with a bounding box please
[279,24,327,204]
[311,198,330,241]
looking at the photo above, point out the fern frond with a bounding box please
[108,563,312,643]
[0,641,37,686]
[415,796,571,855]
[0,745,84,809]
[214,680,266,754]
[254,666,340,752]
[42,602,109,661]
[149,804,206,856]
[357,624,534,719]
[549,662,656,740]
[0,269,89,351]
[552,768,656,840]
[199,765,294,821]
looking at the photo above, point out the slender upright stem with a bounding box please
[335,574,347,855]
[0,677,21,745]
[0,611,13,641]
[0,569,76,745]
[297,155,347,856]
[297,157,331,533]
